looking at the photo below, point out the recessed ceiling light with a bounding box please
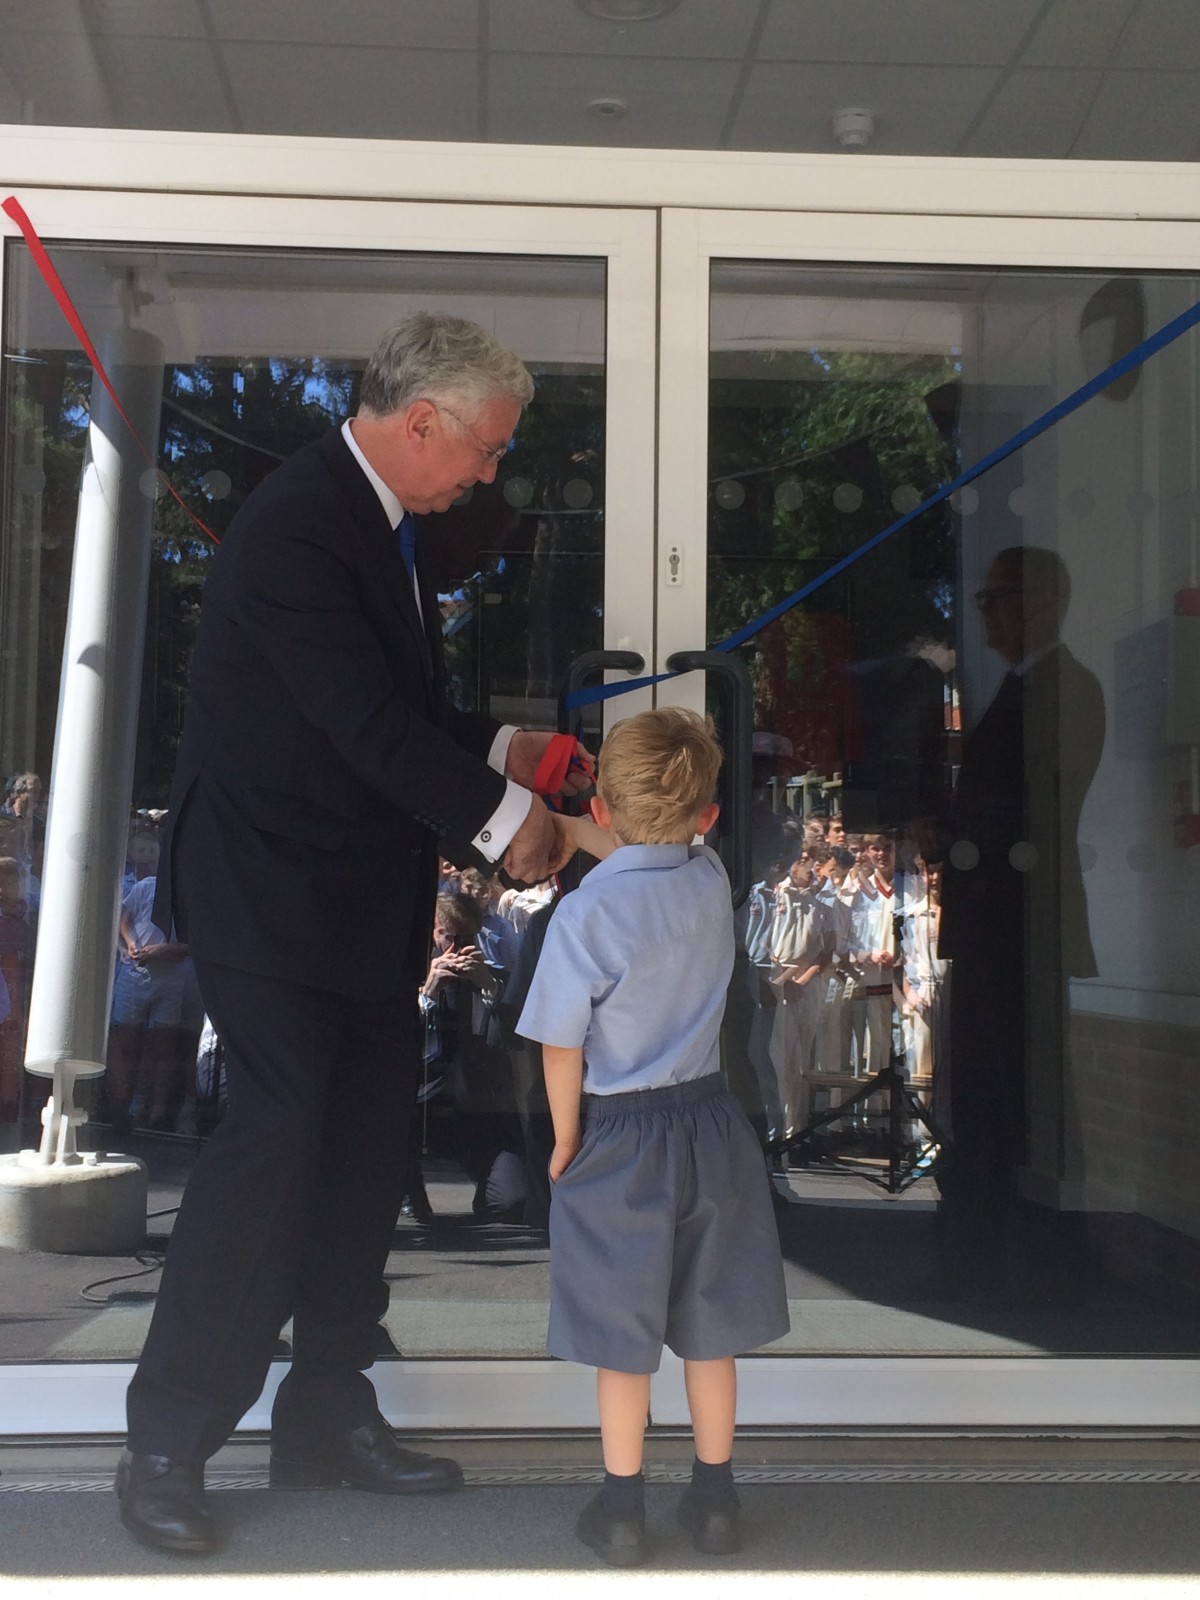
[588,96,628,119]
[577,0,682,20]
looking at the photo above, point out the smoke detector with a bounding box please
[832,107,875,150]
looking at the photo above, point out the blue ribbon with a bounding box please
[565,293,1200,712]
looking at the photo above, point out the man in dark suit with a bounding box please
[116,315,581,1552]
[936,545,1105,1300]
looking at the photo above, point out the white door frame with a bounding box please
[4,156,1200,1434]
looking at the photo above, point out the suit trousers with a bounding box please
[126,958,418,1462]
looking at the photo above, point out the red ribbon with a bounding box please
[3,194,217,544]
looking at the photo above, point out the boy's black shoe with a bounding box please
[676,1484,743,1554]
[576,1490,650,1567]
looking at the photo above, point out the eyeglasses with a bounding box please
[433,402,513,467]
[973,586,1024,608]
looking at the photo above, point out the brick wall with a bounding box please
[1070,1010,1200,1315]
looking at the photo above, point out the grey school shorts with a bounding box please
[547,1073,790,1374]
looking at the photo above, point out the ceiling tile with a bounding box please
[223,43,479,140]
[0,58,21,119]
[959,68,1101,158]
[88,0,207,38]
[1115,0,1200,68]
[487,0,759,59]
[0,30,112,124]
[0,0,95,33]
[93,35,230,131]
[1071,69,1200,160]
[205,0,480,49]
[730,61,1001,155]
[757,0,1048,66]
[1019,0,1136,68]
[488,50,738,147]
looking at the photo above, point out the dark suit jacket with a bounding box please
[939,641,1105,981]
[155,427,507,999]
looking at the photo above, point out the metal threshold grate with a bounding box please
[6,1462,1200,1491]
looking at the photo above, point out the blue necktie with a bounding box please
[397,511,417,583]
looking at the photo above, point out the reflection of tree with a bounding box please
[2,355,96,784]
[142,356,359,800]
[708,349,960,772]
[5,349,359,806]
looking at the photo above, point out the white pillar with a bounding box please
[0,328,162,1249]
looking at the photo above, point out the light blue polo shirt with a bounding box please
[517,843,734,1095]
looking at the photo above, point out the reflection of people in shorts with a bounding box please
[518,708,788,1567]
[106,876,192,1132]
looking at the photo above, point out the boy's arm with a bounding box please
[542,1043,585,1181]
[557,811,617,862]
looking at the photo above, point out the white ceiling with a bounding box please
[0,0,1196,161]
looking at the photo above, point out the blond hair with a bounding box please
[597,707,722,845]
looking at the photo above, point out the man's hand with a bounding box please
[502,801,574,884]
[505,731,593,797]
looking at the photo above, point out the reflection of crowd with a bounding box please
[407,860,561,1227]
[736,815,948,1149]
[2,784,570,1207]
[104,829,204,1137]
[0,771,43,1128]
[0,773,213,1143]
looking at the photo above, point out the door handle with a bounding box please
[666,649,753,909]
[557,650,646,733]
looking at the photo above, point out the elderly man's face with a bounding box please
[976,558,1026,665]
[404,395,522,514]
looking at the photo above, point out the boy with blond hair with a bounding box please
[518,708,788,1566]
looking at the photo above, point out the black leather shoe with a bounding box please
[114,1449,214,1554]
[676,1484,743,1554]
[575,1490,650,1567]
[269,1417,463,1494]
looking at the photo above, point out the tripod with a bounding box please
[769,911,946,1196]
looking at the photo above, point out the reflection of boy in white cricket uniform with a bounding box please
[899,861,949,1081]
[848,834,897,1077]
[769,860,832,1139]
[739,868,786,1141]
[815,858,857,1075]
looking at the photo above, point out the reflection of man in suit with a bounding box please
[936,546,1105,1297]
[117,316,580,1552]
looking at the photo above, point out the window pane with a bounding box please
[1,241,605,1362]
[711,259,1200,1353]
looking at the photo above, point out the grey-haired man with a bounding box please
[117,315,582,1552]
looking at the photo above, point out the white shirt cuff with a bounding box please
[488,724,518,774]
[473,779,534,863]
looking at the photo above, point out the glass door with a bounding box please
[0,190,657,1432]
[652,207,1200,1430]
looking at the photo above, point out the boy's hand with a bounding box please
[549,1136,582,1182]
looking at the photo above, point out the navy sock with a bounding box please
[691,1456,737,1505]
[601,1469,645,1517]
